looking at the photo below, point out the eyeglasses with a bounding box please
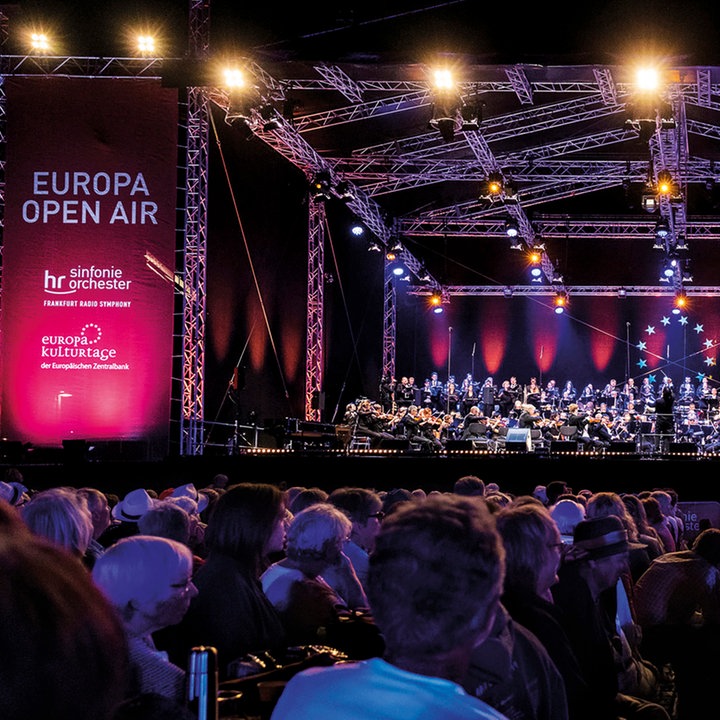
[369,511,385,520]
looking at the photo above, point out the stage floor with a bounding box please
[4,445,718,504]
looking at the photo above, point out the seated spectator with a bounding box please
[641,496,676,554]
[138,501,205,573]
[453,474,486,497]
[154,483,288,680]
[99,488,155,548]
[327,487,384,588]
[92,536,197,705]
[0,499,128,720]
[463,601,569,719]
[288,487,328,515]
[550,498,585,545]
[20,486,93,564]
[270,494,510,720]
[634,528,720,720]
[496,500,592,719]
[621,494,664,560]
[261,503,378,656]
[552,516,671,720]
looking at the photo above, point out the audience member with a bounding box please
[20,486,93,563]
[271,494,511,720]
[552,516,671,720]
[634,527,720,719]
[453,475,486,496]
[92,536,197,705]
[496,500,592,719]
[549,498,585,545]
[621,494,664,560]
[0,499,128,720]
[641,496,676,554]
[261,503,379,656]
[154,483,288,679]
[288,486,329,515]
[327,486,384,587]
[100,488,155,548]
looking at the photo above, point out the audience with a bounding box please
[271,493,511,719]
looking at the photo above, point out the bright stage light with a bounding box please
[635,67,660,91]
[29,32,51,54]
[223,68,246,89]
[136,35,156,55]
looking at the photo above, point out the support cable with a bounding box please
[208,110,295,415]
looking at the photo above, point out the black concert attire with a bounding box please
[545,382,560,409]
[587,415,612,449]
[566,408,594,447]
[442,384,460,414]
[429,374,444,412]
[497,385,516,419]
[480,381,496,418]
[654,387,675,448]
[518,408,542,430]
[560,382,577,410]
[378,375,395,412]
[461,411,488,440]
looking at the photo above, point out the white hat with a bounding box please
[170,483,209,514]
[112,488,154,522]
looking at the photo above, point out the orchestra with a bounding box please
[347,370,720,454]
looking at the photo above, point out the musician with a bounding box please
[707,387,720,416]
[356,400,395,445]
[420,378,434,410]
[496,380,516,419]
[680,403,705,446]
[442,379,460,414]
[508,376,522,404]
[654,386,676,448]
[565,403,594,448]
[460,382,481,416]
[524,377,542,407]
[540,411,563,444]
[696,376,712,411]
[544,379,560,409]
[517,403,542,429]
[479,377,496,417]
[378,374,396,412]
[678,376,695,406]
[587,412,613,448]
[460,405,488,441]
[460,373,476,395]
[639,377,655,413]
[429,371,444,412]
[560,380,577,410]
[601,378,621,410]
[579,383,596,406]
[623,377,639,408]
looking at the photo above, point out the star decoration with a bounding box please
[705,339,715,349]
[705,356,716,366]
[637,359,647,368]
[646,326,656,335]
[679,316,689,326]
[637,341,647,351]
[648,374,656,384]
[661,316,671,326]
[695,323,704,334]
[696,372,706,382]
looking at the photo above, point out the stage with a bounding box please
[4,444,719,505]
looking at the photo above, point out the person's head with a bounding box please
[20,487,93,558]
[288,487,328,515]
[77,487,112,540]
[567,516,635,595]
[0,502,127,720]
[367,494,504,673]
[453,475,485,497]
[204,483,286,573]
[650,490,673,516]
[285,503,352,570]
[546,480,569,505]
[137,501,192,545]
[497,502,563,597]
[328,487,384,552]
[92,535,196,636]
[550,498,586,538]
[585,491,639,540]
[691,528,720,566]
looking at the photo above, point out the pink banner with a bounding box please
[1,77,178,447]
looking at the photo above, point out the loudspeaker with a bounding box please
[378,438,410,450]
[550,440,577,453]
[505,428,531,451]
[609,441,636,453]
[445,440,475,451]
[668,442,698,454]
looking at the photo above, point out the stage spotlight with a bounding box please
[29,32,51,53]
[136,35,156,55]
[656,170,675,196]
[673,293,687,314]
[530,267,543,282]
[553,292,568,314]
[655,217,670,238]
[335,181,355,201]
[223,68,246,89]
[385,251,397,261]
[367,242,382,252]
[310,170,332,201]
[641,192,658,212]
[660,255,679,281]
[391,265,406,277]
[487,172,504,197]
[350,224,364,237]
[636,67,660,91]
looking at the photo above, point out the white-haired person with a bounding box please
[92,535,197,705]
[261,502,381,657]
[20,486,93,565]
[270,494,510,720]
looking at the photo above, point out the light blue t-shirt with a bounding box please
[271,656,509,720]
